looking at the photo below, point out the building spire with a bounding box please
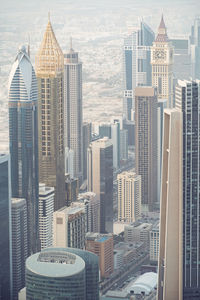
[48,11,50,22]
[70,36,73,50]
[28,34,30,58]
[155,14,168,43]
[159,14,166,29]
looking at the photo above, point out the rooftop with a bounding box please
[26,248,85,277]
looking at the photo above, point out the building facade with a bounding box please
[135,87,158,211]
[123,21,155,120]
[11,198,28,300]
[83,122,92,181]
[35,18,65,211]
[26,249,86,300]
[151,15,174,108]
[0,154,12,300]
[87,137,113,233]
[39,183,54,250]
[53,205,86,249]
[64,42,83,181]
[117,172,141,223]
[190,17,200,80]
[150,221,159,263]
[85,233,114,279]
[8,45,39,254]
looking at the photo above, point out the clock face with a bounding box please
[154,50,165,60]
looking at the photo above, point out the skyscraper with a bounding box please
[8,45,39,253]
[176,80,200,299]
[0,154,12,300]
[157,109,183,300]
[111,120,120,170]
[190,17,200,79]
[135,87,158,212]
[87,137,113,233]
[82,122,92,181]
[123,21,155,120]
[38,183,54,250]
[151,15,174,108]
[117,171,141,223]
[64,40,83,182]
[35,17,65,211]
[11,198,28,300]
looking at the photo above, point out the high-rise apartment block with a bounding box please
[35,18,65,211]
[117,172,141,223]
[176,80,200,299]
[64,41,83,181]
[53,205,86,249]
[86,233,114,279]
[39,183,54,250]
[87,137,113,233]
[11,198,28,300]
[123,21,154,119]
[151,15,174,108]
[150,221,159,263]
[0,154,12,300]
[135,87,158,212]
[8,45,39,254]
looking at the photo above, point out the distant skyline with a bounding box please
[0,0,198,151]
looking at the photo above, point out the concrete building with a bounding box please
[149,221,159,263]
[87,137,113,233]
[151,15,173,108]
[114,242,144,269]
[65,147,74,179]
[135,86,158,212]
[78,192,100,233]
[123,21,155,120]
[35,17,65,211]
[85,233,114,279]
[25,249,86,300]
[53,205,85,249]
[117,172,141,223]
[39,183,54,250]
[11,198,28,300]
[157,109,182,300]
[0,154,12,300]
[124,222,152,247]
[64,40,83,181]
[9,45,39,254]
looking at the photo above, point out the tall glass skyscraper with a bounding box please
[190,17,200,80]
[176,80,200,299]
[0,154,12,300]
[8,46,39,254]
[123,21,155,120]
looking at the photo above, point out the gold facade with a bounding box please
[36,19,65,210]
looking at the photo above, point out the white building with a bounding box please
[39,183,54,250]
[111,120,120,170]
[117,172,141,223]
[78,192,100,233]
[53,205,85,249]
[124,222,152,246]
[11,198,28,300]
[65,147,74,179]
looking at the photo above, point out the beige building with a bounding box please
[135,86,158,212]
[151,15,174,108]
[85,233,114,279]
[124,222,152,247]
[117,171,141,223]
[53,205,86,249]
[35,17,65,211]
[157,109,182,300]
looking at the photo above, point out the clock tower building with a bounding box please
[151,15,174,108]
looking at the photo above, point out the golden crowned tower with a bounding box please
[35,17,65,211]
[151,15,174,108]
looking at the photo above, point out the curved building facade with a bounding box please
[26,249,86,299]
[8,45,39,254]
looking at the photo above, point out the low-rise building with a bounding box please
[124,222,152,246]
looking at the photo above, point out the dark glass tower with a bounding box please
[8,46,39,254]
[0,154,12,300]
[176,79,200,299]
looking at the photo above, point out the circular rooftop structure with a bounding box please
[26,249,85,278]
